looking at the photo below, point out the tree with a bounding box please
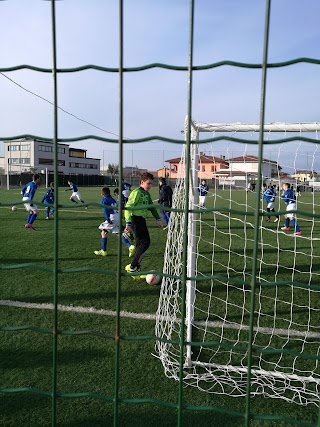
[107,163,119,178]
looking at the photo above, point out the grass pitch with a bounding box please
[0,185,319,427]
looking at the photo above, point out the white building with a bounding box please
[2,138,100,175]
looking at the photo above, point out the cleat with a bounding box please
[274,218,280,222]
[281,227,290,231]
[94,250,107,256]
[125,264,141,280]
[25,224,36,230]
[128,245,135,257]
[295,231,302,236]
[46,217,49,220]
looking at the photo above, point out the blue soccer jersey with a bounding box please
[101,195,118,222]
[198,184,209,196]
[66,183,78,192]
[21,181,38,200]
[282,189,296,205]
[262,187,276,204]
[42,188,54,204]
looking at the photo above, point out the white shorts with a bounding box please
[286,202,296,219]
[71,191,82,201]
[98,213,120,234]
[199,195,206,205]
[22,197,38,212]
[267,202,275,209]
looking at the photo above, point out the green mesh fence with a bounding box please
[1,1,320,426]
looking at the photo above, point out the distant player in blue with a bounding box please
[41,182,54,220]
[198,179,209,208]
[122,180,132,204]
[281,182,301,235]
[94,187,120,256]
[21,173,40,230]
[114,187,126,209]
[65,180,86,205]
[261,184,279,223]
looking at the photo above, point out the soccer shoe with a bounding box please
[46,217,49,220]
[94,250,107,256]
[128,245,135,257]
[295,231,302,236]
[281,227,290,231]
[25,223,36,230]
[125,264,141,280]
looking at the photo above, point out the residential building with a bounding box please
[3,138,100,175]
[165,153,229,179]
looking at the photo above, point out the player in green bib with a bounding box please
[124,172,163,278]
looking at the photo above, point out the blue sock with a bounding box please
[161,211,169,225]
[101,237,107,251]
[46,207,50,217]
[291,219,300,232]
[29,213,38,224]
[285,218,290,228]
[26,213,32,224]
[121,235,131,248]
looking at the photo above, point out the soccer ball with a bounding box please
[12,206,18,212]
[145,273,161,286]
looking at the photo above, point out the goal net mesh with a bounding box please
[155,120,320,405]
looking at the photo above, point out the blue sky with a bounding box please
[1,0,320,172]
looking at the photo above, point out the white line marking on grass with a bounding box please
[1,299,320,339]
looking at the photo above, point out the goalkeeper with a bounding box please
[124,172,163,277]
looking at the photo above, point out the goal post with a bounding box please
[155,117,320,405]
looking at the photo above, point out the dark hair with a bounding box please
[102,186,110,195]
[114,188,119,194]
[140,172,154,182]
[33,174,40,181]
[159,177,166,184]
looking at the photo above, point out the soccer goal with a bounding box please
[155,117,320,405]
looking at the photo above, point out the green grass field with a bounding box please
[1,185,319,427]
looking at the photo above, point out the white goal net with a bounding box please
[155,118,320,405]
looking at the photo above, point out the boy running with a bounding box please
[94,187,120,256]
[261,183,279,223]
[281,182,302,236]
[65,180,86,205]
[42,182,54,219]
[21,173,40,230]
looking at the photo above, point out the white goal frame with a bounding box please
[155,117,320,405]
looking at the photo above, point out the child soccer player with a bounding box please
[94,187,120,256]
[198,179,209,208]
[122,179,132,204]
[261,183,279,223]
[21,173,40,230]
[114,188,135,256]
[42,182,54,219]
[65,180,86,205]
[158,177,173,226]
[281,182,302,236]
[124,172,163,277]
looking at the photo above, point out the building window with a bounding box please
[8,158,20,164]
[8,145,20,151]
[211,165,215,172]
[69,162,97,169]
[202,165,205,172]
[39,158,65,166]
[21,144,30,151]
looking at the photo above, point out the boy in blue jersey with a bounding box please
[122,179,132,204]
[21,173,40,230]
[281,182,302,235]
[94,187,120,256]
[261,184,279,223]
[41,182,54,220]
[114,187,136,257]
[198,179,209,208]
[65,180,86,205]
